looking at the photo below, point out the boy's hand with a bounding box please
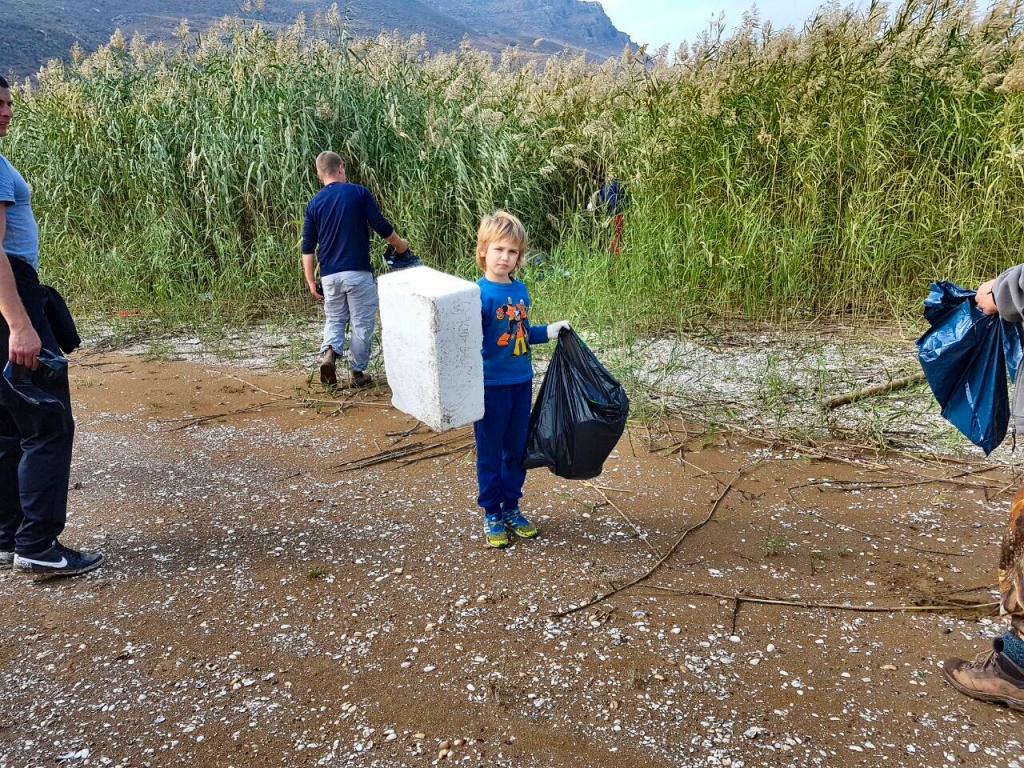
[547,320,571,340]
[308,280,323,300]
[977,279,997,315]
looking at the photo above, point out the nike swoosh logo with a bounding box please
[19,556,68,568]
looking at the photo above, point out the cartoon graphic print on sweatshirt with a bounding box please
[496,298,530,356]
[478,277,548,386]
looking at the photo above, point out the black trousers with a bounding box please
[0,257,74,555]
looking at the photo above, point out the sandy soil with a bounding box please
[1,350,1022,768]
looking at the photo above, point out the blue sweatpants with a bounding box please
[473,381,532,518]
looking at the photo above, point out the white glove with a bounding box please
[547,320,571,340]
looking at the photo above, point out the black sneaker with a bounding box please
[13,542,105,577]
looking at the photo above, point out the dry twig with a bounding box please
[396,441,475,467]
[643,586,998,615]
[785,485,971,557]
[581,481,657,555]
[554,466,751,618]
[162,401,282,430]
[336,432,471,471]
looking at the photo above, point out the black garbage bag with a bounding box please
[916,281,1024,455]
[2,349,69,410]
[523,328,629,479]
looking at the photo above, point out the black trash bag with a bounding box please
[523,328,629,479]
[2,349,69,410]
[916,280,1024,455]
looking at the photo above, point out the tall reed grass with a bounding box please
[5,0,1024,327]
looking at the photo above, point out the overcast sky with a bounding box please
[596,1,838,51]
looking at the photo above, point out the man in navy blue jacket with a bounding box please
[301,152,409,388]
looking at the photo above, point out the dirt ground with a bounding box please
[2,348,1023,768]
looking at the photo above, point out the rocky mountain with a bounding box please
[2,0,631,79]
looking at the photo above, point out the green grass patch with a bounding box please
[6,0,1024,327]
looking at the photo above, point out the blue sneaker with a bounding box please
[484,513,510,548]
[504,508,539,538]
[13,542,105,578]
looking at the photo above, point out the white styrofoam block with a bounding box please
[378,266,484,431]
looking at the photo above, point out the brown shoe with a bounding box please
[319,347,338,387]
[943,638,1024,711]
[349,370,373,388]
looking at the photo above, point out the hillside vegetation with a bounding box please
[0,0,628,80]
[6,0,1024,327]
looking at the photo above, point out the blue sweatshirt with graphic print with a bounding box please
[478,277,549,386]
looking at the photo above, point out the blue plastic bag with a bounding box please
[916,281,1024,454]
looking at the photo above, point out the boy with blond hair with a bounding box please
[473,211,570,548]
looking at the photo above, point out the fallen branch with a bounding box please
[824,372,926,410]
[643,586,998,615]
[554,466,751,618]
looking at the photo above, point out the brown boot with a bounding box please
[349,370,373,388]
[319,347,338,387]
[943,637,1024,711]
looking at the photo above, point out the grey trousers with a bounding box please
[320,270,378,372]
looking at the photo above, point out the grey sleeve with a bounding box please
[992,264,1024,323]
